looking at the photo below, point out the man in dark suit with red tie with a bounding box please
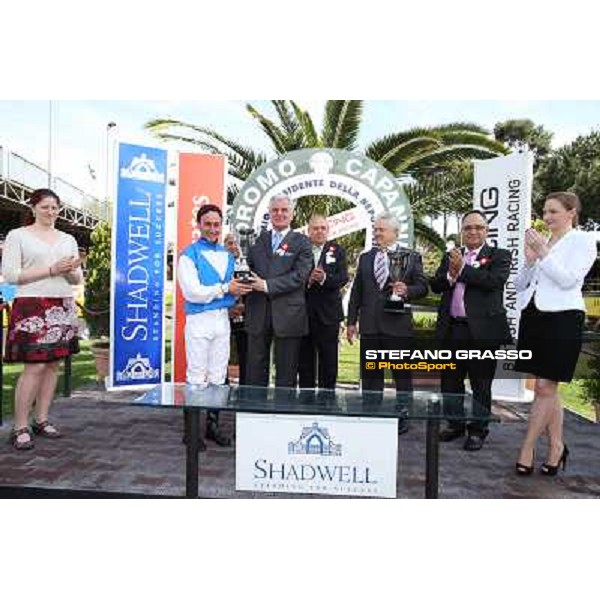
[430,210,512,451]
[298,214,349,389]
[245,194,313,387]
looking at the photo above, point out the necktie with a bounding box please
[374,250,388,290]
[271,231,281,252]
[313,245,323,267]
[450,249,477,318]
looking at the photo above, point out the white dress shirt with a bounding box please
[515,229,597,312]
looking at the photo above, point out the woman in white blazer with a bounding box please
[514,192,597,477]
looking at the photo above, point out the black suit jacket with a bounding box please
[430,244,512,342]
[246,229,313,338]
[347,248,428,337]
[306,242,349,326]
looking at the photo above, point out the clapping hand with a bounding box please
[51,256,80,275]
[525,228,548,260]
[448,248,463,279]
[70,256,83,270]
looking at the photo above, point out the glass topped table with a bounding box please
[134,384,498,499]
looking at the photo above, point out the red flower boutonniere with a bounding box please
[472,257,491,269]
[275,242,290,257]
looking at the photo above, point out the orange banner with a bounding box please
[173,154,227,384]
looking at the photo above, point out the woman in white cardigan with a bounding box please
[514,192,597,476]
[1,189,83,450]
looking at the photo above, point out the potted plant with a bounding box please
[84,221,111,381]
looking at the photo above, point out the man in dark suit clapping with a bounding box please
[347,212,428,404]
[245,195,313,387]
[298,214,349,390]
[430,210,512,451]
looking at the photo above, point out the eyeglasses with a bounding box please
[462,225,487,232]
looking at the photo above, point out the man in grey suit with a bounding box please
[246,195,313,387]
[347,212,428,399]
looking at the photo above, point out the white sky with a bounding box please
[1,100,599,198]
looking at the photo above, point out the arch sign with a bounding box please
[230,148,414,248]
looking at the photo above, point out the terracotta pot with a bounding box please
[91,345,110,382]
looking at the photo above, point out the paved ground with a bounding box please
[1,384,599,499]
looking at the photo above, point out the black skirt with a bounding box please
[515,299,585,383]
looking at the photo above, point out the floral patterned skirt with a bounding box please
[4,297,80,363]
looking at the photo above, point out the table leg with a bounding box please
[425,419,440,499]
[184,407,200,498]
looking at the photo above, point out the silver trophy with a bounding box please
[234,227,256,284]
[384,249,413,313]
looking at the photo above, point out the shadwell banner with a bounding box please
[109,142,167,389]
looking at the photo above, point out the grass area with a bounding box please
[2,329,597,423]
[337,336,598,421]
[559,380,596,421]
[2,340,97,419]
[337,339,360,384]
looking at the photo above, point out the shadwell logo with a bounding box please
[288,422,342,456]
[121,153,165,183]
[116,353,159,382]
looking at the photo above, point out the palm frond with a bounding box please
[321,100,363,149]
[366,134,443,173]
[437,131,507,154]
[246,103,290,153]
[406,165,474,217]
[427,122,491,135]
[365,128,444,162]
[290,101,321,147]
[146,118,268,170]
[272,100,301,138]
[399,145,502,175]
[414,219,446,251]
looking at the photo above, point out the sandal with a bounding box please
[31,420,63,439]
[9,427,35,451]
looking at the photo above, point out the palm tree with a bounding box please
[146,100,507,249]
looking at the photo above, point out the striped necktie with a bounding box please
[374,250,388,290]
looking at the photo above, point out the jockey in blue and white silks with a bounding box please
[177,236,236,385]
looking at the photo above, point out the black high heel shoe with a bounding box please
[540,444,569,476]
[515,450,535,476]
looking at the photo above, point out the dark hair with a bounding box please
[196,204,222,224]
[545,191,581,226]
[461,209,488,224]
[25,188,61,225]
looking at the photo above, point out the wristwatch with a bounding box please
[220,282,230,296]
